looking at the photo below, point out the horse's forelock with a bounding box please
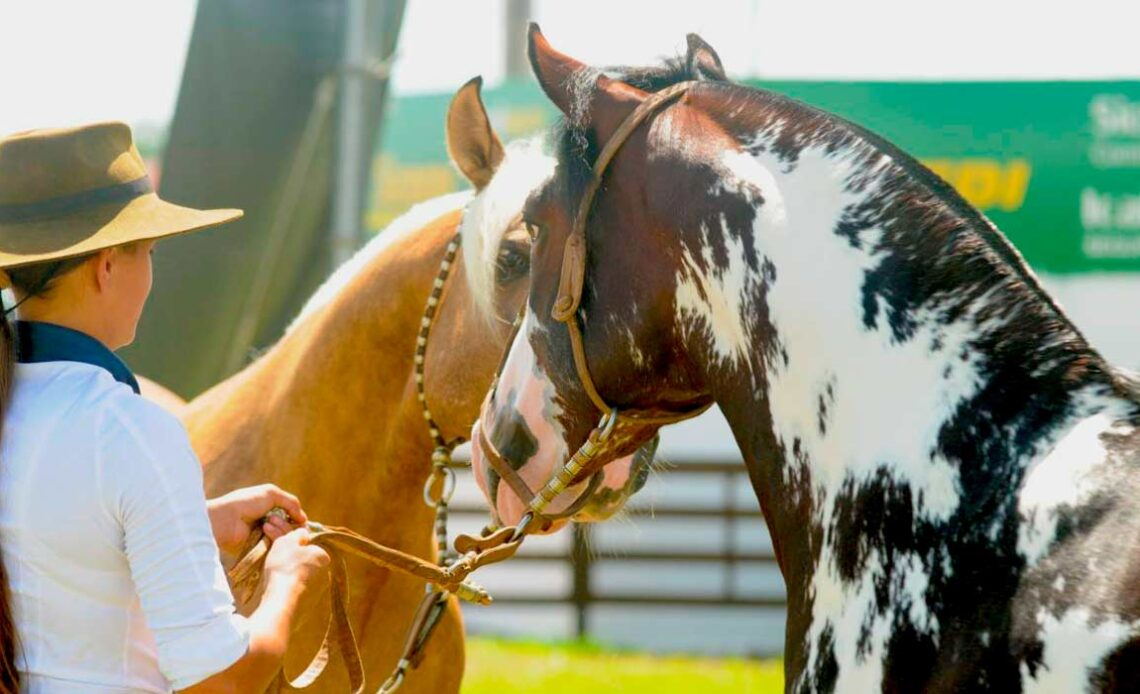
[461,138,556,316]
[559,55,706,162]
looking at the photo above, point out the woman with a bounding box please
[0,122,329,692]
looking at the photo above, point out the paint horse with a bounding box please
[183,79,579,692]
[472,25,1140,693]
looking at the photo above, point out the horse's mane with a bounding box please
[460,137,556,315]
[604,56,698,93]
[550,69,1117,389]
[286,190,472,334]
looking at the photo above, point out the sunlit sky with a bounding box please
[0,0,1138,136]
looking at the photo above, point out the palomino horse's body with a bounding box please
[473,27,1140,692]
[190,201,474,692]
[184,80,546,692]
[137,375,186,415]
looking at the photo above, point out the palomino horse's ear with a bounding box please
[527,23,648,145]
[446,75,505,191]
[686,33,727,82]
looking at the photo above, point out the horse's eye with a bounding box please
[496,244,530,284]
[524,221,541,242]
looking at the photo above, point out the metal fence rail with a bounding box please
[450,459,783,639]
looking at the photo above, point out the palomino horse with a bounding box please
[471,26,1140,693]
[137,375,186,415]
[185,76,652,692]
[184,80,538,692]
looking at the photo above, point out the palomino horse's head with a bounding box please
[469,31,730,530]
[416,76,542,442]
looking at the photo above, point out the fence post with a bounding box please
[571,523,592,639]
[724,469,737,600]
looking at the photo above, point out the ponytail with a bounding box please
[0,308,15,693]
[0,253,95,692]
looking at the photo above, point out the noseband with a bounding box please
[477,80,713,538]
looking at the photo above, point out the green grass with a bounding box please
[462,637,784,693]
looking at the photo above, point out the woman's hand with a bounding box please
[179,528,330,692]
[206,484,309,559]
[263,527,331,590]
[260,527,332,645]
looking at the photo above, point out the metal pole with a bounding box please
[504,0,532,80]
[571,522,591,639]
[331,0,371,268]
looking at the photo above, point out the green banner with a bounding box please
[369,80,1140,275]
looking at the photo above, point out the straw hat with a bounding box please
[0,121,242,271]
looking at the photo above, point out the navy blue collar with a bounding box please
[15,321,140,395]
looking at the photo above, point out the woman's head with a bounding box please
[0,121,242,344]
[7,239,156,350]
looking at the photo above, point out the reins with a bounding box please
[226,517,500,693]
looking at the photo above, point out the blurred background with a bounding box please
[3,0,1139,672]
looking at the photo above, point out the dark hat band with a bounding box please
[0,176,153,224]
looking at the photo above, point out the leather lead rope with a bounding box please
[227,520,508,693]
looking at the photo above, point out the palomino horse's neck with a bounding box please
[190,210,465,542]
[675,109,1138,683]
[187,204,470,692]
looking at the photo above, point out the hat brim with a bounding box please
[0,193,242,269]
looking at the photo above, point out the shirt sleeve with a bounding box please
[100,396,250,690]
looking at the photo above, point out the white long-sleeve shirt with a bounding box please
[0,358,249,692]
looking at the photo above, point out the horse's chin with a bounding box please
[573,433,659,522]
[471,420,659,531]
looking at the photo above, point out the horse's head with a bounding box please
[418,77,545,442]
[425,77,661,532]
[469,30,730,530]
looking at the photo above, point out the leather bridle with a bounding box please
[476,80,713,539]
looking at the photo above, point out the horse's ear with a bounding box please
[527,23,647,145]
[527,23,587,118]
[686,33,727,82]
[446,75,505,191]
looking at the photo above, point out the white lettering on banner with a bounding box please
[1081,189,1140,231]
[1083,235,1140,259]
[1089,95,1140,169]
[1090,95,1140,138]
[1081,188,1140,258]
[1089,142,1140,169]
[1081,189,1114,229]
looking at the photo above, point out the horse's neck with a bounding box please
[188,222,455,541]
[696,137,1134,581]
